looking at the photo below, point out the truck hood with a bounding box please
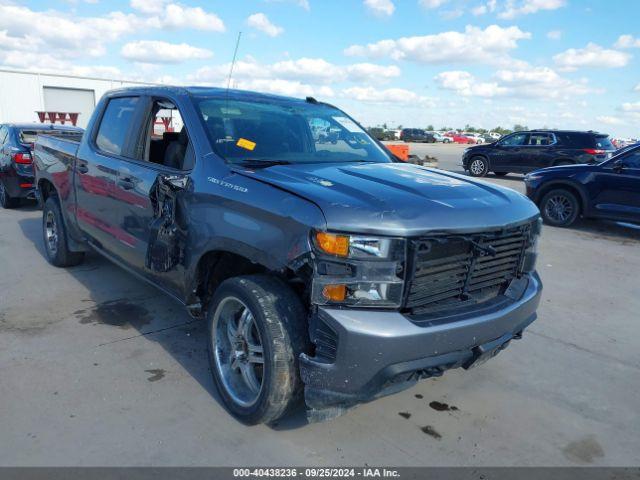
[240,162,539,236]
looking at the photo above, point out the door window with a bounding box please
[95,97,140,157]
[499,133,528,146]
[143,99,194,170]
[621,150,640,168]
[527,133,554,146]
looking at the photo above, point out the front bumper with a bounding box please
[300,272,542,411]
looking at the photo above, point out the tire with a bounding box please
[42,196,85,267]
[207,274,309,425]
[468,156,489,177]
[540,188,580,227]
[0,180,19,209]
[493,172,509,177]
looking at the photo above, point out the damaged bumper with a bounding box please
[300,272,542,412]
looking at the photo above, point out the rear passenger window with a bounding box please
[527,133,554,146]
[95,97,139,157]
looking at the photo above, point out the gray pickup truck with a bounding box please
[34,86,543,424]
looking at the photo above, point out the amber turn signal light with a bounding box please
[315,232,349,257]
[322,284,347,302]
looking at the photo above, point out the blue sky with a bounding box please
[1,0,639,137]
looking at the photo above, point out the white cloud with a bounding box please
[247,13,283,37]
[547,30,562,40]
[471,0,497,15]
[344,25,531,66]
[419,0,448,9]
[130,0,166,14]
[434,71,506,97]
[499,0,566,19]
[364,0,395,17]
[621,101,640,112]
[190,57,401,85]
[435,65,597,99]
[121,40,213,64]
[596,116,623,125]
[154,4,225,31]
[615,35,640,49]
[0,2,224,70]
[553,43,631,71]
[341,86,436,107]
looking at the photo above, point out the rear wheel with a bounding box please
[207,275,308,425]
[540,189,580,227]
[42,196,85,267]
[468,156,489,177]
[0,180,19,209]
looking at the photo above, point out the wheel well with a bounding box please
[536,182,584,214]
[38,179,56,202]
[191,250,311,315]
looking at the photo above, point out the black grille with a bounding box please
[405,224,530,315]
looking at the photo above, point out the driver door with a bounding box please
[491,132,529,172]
[590,150,640,222]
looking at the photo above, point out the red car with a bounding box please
[446,134,476,144]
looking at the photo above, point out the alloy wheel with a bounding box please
[45,210,59,256]
[545,194,573,223]
[470,158,486,176]
[213,297,265,407]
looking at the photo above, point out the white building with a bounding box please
[0,68,153,129]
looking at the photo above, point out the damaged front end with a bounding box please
[146,174,190,273]
[300,219,542,421]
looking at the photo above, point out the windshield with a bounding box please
[193,98,392,165]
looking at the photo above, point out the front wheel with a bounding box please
[540,189,580,227]
[468,156,489,177]
[207,275,309,425]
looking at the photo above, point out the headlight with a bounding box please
[311,231,406,307]
[521,217,542,273]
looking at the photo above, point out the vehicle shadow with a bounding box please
[17,215,312,431]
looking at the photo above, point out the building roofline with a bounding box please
[0,67,157,86]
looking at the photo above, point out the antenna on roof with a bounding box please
[226,31,242,92]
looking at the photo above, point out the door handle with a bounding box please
[118,177,135,190]
[77,163,89,174]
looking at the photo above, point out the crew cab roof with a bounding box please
[104,85,316,105]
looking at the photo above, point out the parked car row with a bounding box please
[460,129,639,228]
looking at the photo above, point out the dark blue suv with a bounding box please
[525,144,640,227]
[0,123,82,208]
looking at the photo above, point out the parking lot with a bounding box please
[1,142,639,466]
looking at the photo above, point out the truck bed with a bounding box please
[36,131,83,158]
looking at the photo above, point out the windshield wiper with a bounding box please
[235,159,292,169]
